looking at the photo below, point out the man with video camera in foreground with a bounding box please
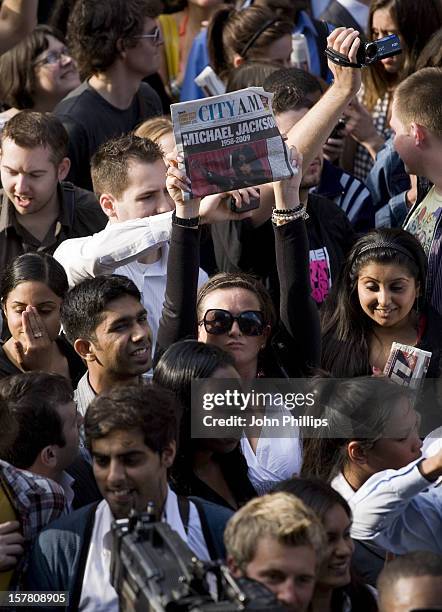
[25,385,232,610]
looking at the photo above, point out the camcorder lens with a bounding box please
[357,34,401,66]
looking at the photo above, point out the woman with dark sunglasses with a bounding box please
[155,148,320,492]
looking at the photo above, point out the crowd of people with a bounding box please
[0,0,441,610]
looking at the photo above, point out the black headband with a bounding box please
[357,241,416,263]
[240,18,278,58]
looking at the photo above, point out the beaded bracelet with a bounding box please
[271,206,309,226]
[272,204,304,215]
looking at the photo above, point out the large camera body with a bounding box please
[110,510,285,612]
[356,33,401,67]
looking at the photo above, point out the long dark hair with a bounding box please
[153,340,255,503]
[300,377,413,483]
[363,0,442,111]
[321,228,427,378]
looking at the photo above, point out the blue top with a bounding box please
[365,136,411,228]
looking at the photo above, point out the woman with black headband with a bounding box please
[207,4,293,83]
[321,227,442,384]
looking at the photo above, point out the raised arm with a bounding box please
[154,157,257,363]
[286,27,362,173]
[154,177,201,363]
[349,452,442,555]
[271,150,321,375]
[0,0,38,55]
[53,213,173,287]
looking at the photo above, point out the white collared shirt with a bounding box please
[331,462,442,555]
[79,486,210,611]
[240,402,302,495]
[53,213,208,350]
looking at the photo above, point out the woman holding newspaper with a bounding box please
[154,147,319,492]
[320,227,442,435]
[156,146,319,378]
[321,228,442,380]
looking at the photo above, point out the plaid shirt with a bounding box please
[0,460,66,543]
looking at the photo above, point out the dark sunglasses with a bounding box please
[200,309,265,336]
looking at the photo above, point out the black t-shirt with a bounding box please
[211,193,357,307]
[54,81,162,190]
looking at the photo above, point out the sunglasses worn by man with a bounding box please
[200,309,265,336]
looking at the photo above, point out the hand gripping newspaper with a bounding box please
[383,342,432,390]
[171,87,294,199]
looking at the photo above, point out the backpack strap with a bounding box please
[177,495,190,535]
[70,502,100,610]
[61,182,76,228]
[312,19,330,81]
[189,497,217,560]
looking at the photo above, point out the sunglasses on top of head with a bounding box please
[199,309,265,336]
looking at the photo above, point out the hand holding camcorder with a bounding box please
[326,32,401,68]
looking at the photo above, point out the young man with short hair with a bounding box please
[0,372,100,511]
[54,133,209,348]
[377,551,442,612]
[391,67,442,315]
[26,385,231,609]
[224,492,325,612]
[54,0,163,191]
[0,111,106,270]
[61,274,152,415]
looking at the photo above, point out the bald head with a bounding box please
[378,552,442,612]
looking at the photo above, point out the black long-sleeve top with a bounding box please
[155,218,321,377]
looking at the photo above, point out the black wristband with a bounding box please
[272,205,303,215]
[172,211,200,227]
[325,47,362,68]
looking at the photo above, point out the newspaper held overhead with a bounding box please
[171,87,295,199]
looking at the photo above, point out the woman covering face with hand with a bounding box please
[0,253,85,386]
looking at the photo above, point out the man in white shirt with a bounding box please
[53,133,207,351]
[26,385,226,610]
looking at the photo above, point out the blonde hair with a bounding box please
[224,492,325,572]
[135,116,173,144]
[394,67,442,136]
